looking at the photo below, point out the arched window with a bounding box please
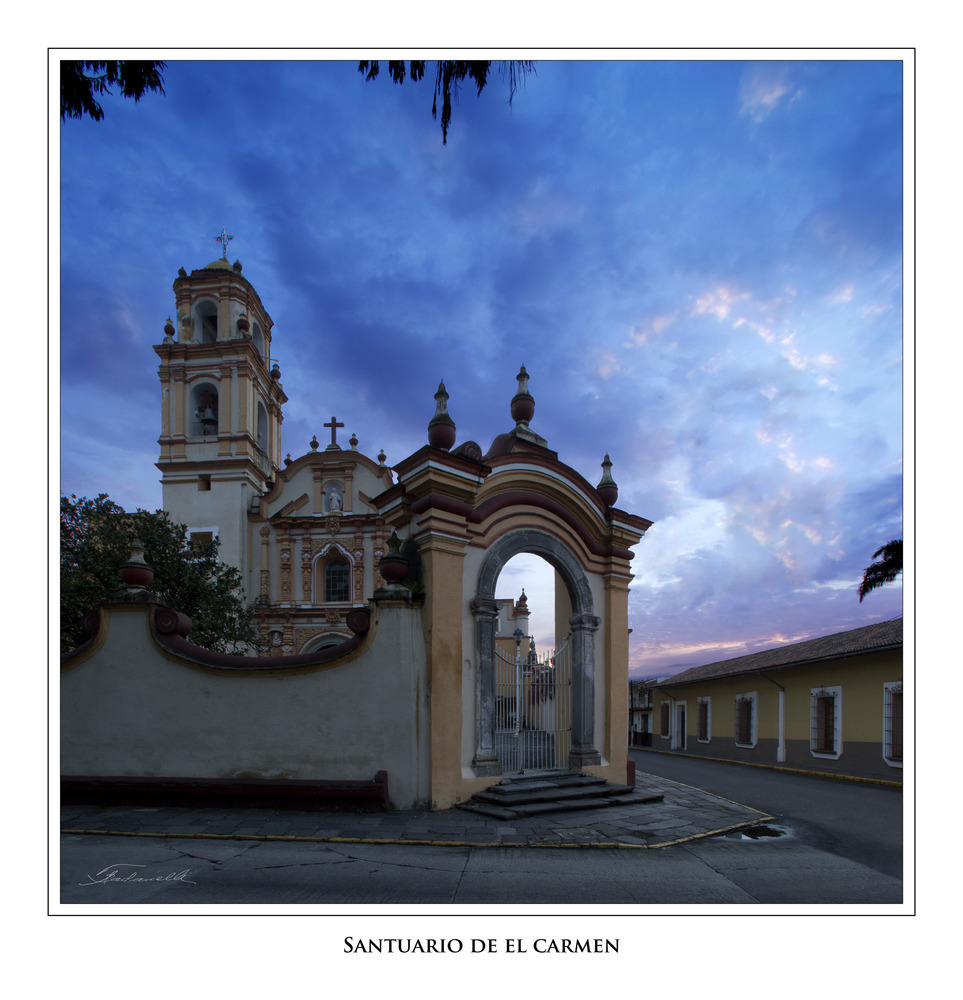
[189,381,219,437]
[302,634,350,654]
[324,559,350,603]
[252,322,265,359]
[194,300,218,344]
[256,401,268,453]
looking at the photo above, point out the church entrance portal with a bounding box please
[472,529,601,777]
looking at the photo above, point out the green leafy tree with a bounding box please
[858,539,903,602]
[359,60,536,143]
[61,494,259,654]
[60,60,166,122]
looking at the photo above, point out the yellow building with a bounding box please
[646,619,903,782]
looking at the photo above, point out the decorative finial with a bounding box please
[596,453,619,507]
[118,537,154,589]
[163,317,175,343]
[177,266,187,278]
[428,380,457,450]
[511,364,535,426]
[271,363,280,380]
[310,435,319,452]
[349,432,359,450]
[378,448,387,466]
[232,259,242,272]
[284,453,292,466]
[377,530,411,593]
[215,227,235,259]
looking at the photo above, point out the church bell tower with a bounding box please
[154,232,287,577]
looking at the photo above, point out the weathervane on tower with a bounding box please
[215,227,235,260]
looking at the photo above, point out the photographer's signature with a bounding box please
[79,863,196,886]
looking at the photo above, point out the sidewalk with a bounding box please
[61,771,773,849]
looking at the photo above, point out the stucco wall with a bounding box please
[61,601,431,809]
[651,649,903,781]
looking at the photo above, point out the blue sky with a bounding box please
[58,57,904,676]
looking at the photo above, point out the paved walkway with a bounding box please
[61,772,773,849]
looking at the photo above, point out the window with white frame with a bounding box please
[809,686,843,759]
[660,701,670,739]
[697,696,711,743]
[883,681,903,767]
[734,692,757,748]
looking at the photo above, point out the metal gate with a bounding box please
[492,630,572,773]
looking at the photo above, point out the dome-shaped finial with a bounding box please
[597,453,619,507]
[119,537,154,589]
[163,317,175,343]
[511,364,535,426]
[427,380,457,450]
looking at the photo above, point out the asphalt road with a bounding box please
[630,748,904,880]
[59,829,902,907]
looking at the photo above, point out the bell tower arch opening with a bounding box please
[472,529,602,777]
[189,381,219,437]
[194,299,219,344]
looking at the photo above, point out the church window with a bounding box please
[253,322,265,359]
[256,401,269,453]
[324,559,350,603]
[883,682,902,766]
[189,382,219,437]
[195,300,218,344]
[734,692,757,748]
[810,686,842,759]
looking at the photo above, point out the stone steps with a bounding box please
[455,770,664,820]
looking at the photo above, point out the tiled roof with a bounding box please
[660,618,902,687]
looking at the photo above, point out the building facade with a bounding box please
[62,252,653,809]
[645,619,903,782]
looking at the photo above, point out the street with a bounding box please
[58,754,904,908]
[629,748,904,880]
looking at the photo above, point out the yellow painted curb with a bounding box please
[61,814,776,851]
[635,749,902,787]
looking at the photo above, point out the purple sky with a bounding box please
[58,58,904,676]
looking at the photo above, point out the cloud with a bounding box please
[739,65,802,122]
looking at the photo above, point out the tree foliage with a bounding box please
[60,494,259,654]
[857,539,903,602]
[359,60,535,143]
[60,60,166,122]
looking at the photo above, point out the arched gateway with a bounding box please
[471,529,601,776]
[375,365,654,805]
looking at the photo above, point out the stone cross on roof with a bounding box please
[215,228,235,259]
[324,416,345,450]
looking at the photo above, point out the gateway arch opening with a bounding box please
[472,530,602,777]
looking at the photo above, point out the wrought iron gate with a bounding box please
[492,630,572,773]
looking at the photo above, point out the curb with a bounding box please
[633,748,903,787]
[60,813,775,851]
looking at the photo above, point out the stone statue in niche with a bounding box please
[325,485,344,512]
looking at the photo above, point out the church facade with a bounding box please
[62,251,653,810]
